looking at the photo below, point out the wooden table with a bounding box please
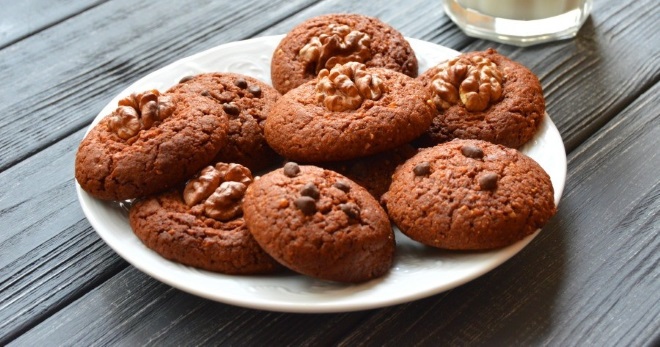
[1,1,658,345]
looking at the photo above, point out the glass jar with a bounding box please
[443,0,593,46]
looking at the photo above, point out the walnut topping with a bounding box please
[108,106,141,139]
[183,166,223,206]
[107,90,175,139]
[316,62,385,112]
[299,24,372,74]
[204,181,247,221]
[431,55,504,112]
[183,163,253,221]
[216,163,253,185]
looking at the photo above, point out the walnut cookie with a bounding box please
[265,62,434,162]
[75,91,229,201]
[129,162,282,274]
[271,13,418,94]
[416,49,546,148]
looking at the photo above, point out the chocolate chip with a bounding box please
[248,85,262,97]
[283,162,300,177]
[340,203,360,220]
[333,181,351,192]
[234,78,248,89]
[179,75,194,83]
[461,145,484,159]
[413,162,431,176]
[300,182,320,200]
[294,196,316,215]
[222,102,240,116]
[479,172,498,190]
[201,90,210,97]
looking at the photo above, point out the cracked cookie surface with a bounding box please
[382,139,556,250]
[416,49,545,149]
[243,163,394,283]
[265,67,434,162]
[168,72,282,171]
[75,93,229,201]
[271,13,418,94]
[129,192,282,275]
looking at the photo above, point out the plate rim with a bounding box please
[76,35,567,313]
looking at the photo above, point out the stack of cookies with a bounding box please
[75,13,556,283]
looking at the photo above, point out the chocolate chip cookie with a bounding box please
[243,163,395,283]
[271,13,418,94]
[75,91,229,201]
[168,72,282,171]
[265,62,434,162]
[129,162,281,274]
[383,139,556,250]
[416,49,545,148]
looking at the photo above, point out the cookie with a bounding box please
[75,91,229,201]
[416,49,545,148]
[168,73,282,171]
[383,139,556,250]
[271,13,418,94]
[265,62,434,162]
[243,163,395,283]
[320,144,417,200]
[129,162,281,274]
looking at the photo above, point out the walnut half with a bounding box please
[107,90,175,139]
[431,55,504,112]
[183,163,253,221]
[299,24,372,75]
[316,62,385,112]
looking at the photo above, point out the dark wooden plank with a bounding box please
[332,83,660,346]
[7,269,370,346]
[0,0,469,343]
[0,221,125,345]
[0,0,322,341]
[0,0,320,172]
[0,0,105,48]
[257,0,474,49]
[0,0,471,174]
[0,127,127,344]
[3,0,659,345]
[0,0,463,341]
[460,0,660,153]
[10,81,659,347]
[0,129,84,268]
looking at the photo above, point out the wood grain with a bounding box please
[10,72,659,347]
[7,269,372,346]
[0,127,127,344]
[461,0,660,152]
[257,0,474,49]
[0,0,320,172]
[0,0,466,342]
[0,221,125,345]
[0,0,470,174]
[0,0,321,341]
[0,0,106,49]
[0,128,84,268]
[1,0,659,345]
[333,83,660,346]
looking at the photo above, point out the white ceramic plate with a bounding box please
[77,35,567,313]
